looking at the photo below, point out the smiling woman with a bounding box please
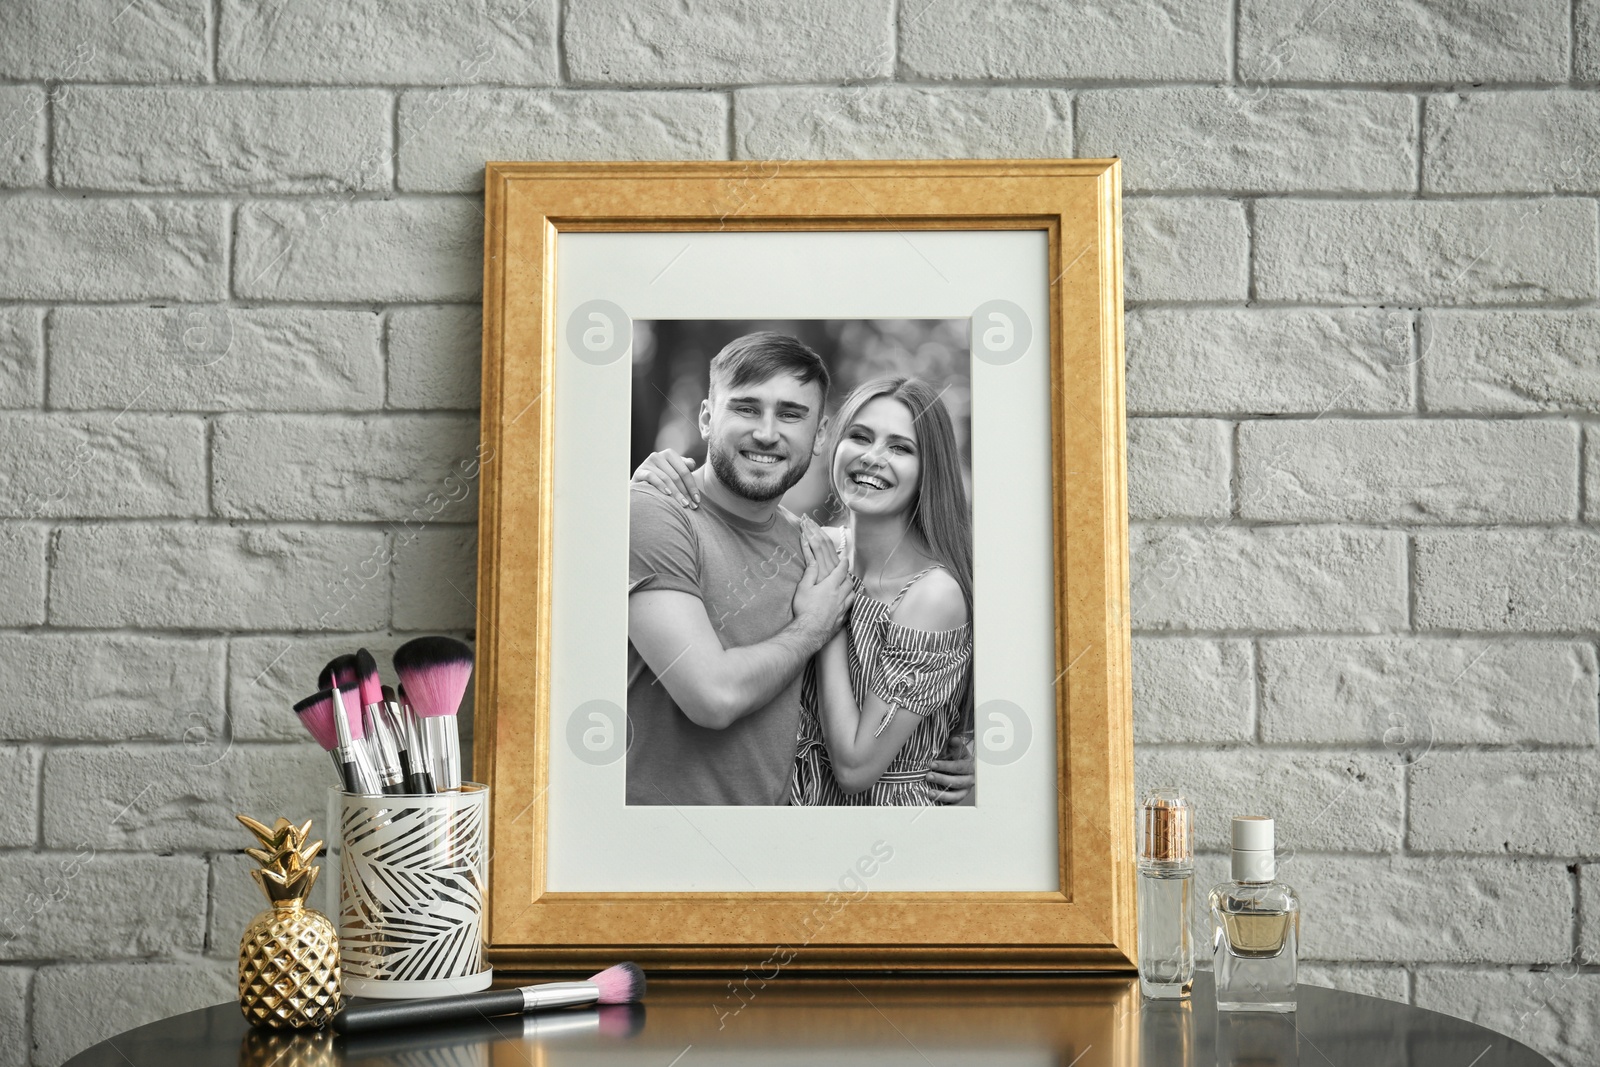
[625,320,974,807]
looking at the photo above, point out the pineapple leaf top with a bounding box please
[237,814,322,906]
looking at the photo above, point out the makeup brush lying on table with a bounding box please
[393,636,473,791]
[332,963,646,1034]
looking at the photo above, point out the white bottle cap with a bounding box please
[1230,816,1275,881]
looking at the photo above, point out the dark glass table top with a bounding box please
[64,972,1553,1067]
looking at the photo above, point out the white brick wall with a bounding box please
[0,3,1594,1064]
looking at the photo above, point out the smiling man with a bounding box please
[625,332,974,806]
[626,332,849,804]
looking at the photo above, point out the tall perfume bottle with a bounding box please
[1209,816,1300,1013]
[1137,787,1194,999]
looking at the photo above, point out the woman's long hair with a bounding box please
[829,377,973,614]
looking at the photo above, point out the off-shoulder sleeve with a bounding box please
[865,623,972,737]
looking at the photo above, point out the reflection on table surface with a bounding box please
[69,973,1554,1067]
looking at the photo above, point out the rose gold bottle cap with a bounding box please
[1139,787,1193,864]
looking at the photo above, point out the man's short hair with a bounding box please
[708,332,830,406]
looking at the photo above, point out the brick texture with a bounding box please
[900,0,1228,81]
[0,86,45,187]
[0,309,41,409]
[33,961,235,1066]
[1237,420,1579,524]
[0,635,223,742]
[1238,0,1569,84]
[1126,309,1413,415]
[0,5,1595,1066]
[1076,89,1415,193]
[54,88,392,193]
[735,88,1072,160]
[0,0,209,81]
[400,90,726,191]
[566,0,893,85]
[48,307,383,413]
[0,200,225,301]
[1255,199,1600,305]
[219,0,558,85]
[1131,638,1253,743]
[1122,198,1248,303]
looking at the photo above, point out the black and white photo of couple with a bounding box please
[626,321,978,806]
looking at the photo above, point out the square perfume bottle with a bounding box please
[1208,816,1300,1013]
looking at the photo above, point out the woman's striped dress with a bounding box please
[789,567,974,807]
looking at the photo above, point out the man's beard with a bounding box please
[707,440,812,503]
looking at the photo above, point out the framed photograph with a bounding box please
[476,160,1133,971]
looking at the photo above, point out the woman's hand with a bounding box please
[794,517,854,643]
[924,734,975,805]
[631,449,700,508]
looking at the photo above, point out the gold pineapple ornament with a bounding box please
[236,815,342,1029]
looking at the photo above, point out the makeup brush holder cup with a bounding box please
[334,783,493,999]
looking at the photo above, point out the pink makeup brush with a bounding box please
[393,637,472,791]
[298,688,378,794]
[318,654,358,693]
[292,690,342,780]
[332,962,645,1034]
[354,648,406,795]
[331,681,382,794]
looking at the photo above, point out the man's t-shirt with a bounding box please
[626,483,809,805]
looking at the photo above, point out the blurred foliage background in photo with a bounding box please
[631,319,972,524]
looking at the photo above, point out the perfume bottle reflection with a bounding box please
[1217,1011,1300,1067]
[1139,998,1193,1067]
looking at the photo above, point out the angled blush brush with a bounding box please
[393,637,473,791]
[355,648,406,795]
[332,962,645,1035]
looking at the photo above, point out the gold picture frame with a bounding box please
[475,160,1134,971]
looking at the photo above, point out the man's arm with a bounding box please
[628,550,852,730]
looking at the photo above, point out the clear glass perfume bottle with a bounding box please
[1209,816,1300,1013]
[1137,787,1194,999]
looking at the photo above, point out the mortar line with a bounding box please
[1578,422,1589,523]
[556,0,571,86]
[1405,533,1418,632]
[1228,0,1240,84]
[1250,637,1263,742]
[380,308,393,409]
[890,0,902,79]
[204,416,215,517]
[0,75,1587,91]
[225,200,238,302]
[1410,312,1424,413]
[42,81,54,190]
[8,187,1600,206]
[36,306,50,411]
[32,742,44,850]
[1572,862,1584,963]
[1413,93,1425,195]
[1573,0,1580,85]
[1243,198,1257,302]
[1228,419,1242,519]
[209,0,221,83]
[389,91,401,190]
[202,850,218,954]
[724,91,736,160]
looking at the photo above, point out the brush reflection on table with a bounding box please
[122,974,1552,1067]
